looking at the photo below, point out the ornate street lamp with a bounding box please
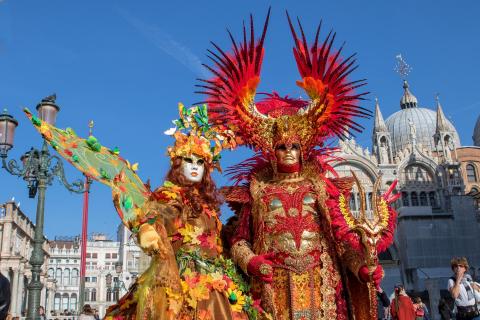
[114,262,126,300]
[0,95,87,320]
[0,108,18,153]
[114,261,123,275]
[106,273,113,288]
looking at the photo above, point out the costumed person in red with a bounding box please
[390,285,416,320]
[197,9,400,320]
[25,104,262,320]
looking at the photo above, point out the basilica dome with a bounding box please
[474,116,480,146]
[385,81,461,155]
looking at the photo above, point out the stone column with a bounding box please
[425,278,440,320]
[10,268,19,316]
[40,281,47,308]
[15,271,25,316]
[46,284,55,315]
[1,221,12,255]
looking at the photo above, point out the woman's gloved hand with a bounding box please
[138,224,163,256]
[247,253,275,283]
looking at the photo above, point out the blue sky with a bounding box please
[1,1,479,240]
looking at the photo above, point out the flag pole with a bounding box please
[78,120,93,313]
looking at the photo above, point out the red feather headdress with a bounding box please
[196,9,371,160]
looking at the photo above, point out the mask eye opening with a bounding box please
[183,157,193,164]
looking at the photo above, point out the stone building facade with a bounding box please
[455,146,480,210]
[332,80,480,316]
[0,201,54,317]
[116,224,142,291]
[46,226,142,317]
[0,203,144,318]
[47,237,81,316]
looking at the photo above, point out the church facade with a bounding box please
[332,80,480,311]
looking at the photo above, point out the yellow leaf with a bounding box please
[178,224,195,243]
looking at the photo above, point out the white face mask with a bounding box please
[181,154,205,183]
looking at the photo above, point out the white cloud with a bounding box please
[116,7,209,78]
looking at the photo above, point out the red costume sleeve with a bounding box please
[221,186,253,246]
[230,203,253,246]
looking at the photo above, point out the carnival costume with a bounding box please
[25,104,262,320]
[197,10,400,320]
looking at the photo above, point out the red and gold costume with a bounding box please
[197,10,399,320]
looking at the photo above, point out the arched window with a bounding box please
[54,293,61,310]
[470,187,480,210]
[429,192,437,208]
[71,269,79,286]
[114,288,120,301]
[349,193,357,211]
[420,192,428,206]
[70,293,77,311]
[106,288,112,302]
[402,192,409,207]
[63,268,70,285]
[84,289,90,302]
[48,268,54,279]
[367,192,373,211]
[467,164,477,182]
[411,192,419,206]
[55,268,62,284]
[61,293,69,311]
[91,288,97,302]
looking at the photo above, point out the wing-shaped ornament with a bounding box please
[24,108,150,230]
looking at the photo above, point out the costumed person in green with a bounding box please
[25,103,264,320]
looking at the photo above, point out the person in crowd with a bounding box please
[413,297,429,320]
[0,271,11,320]
[79,304,95,320]
[93,309,100,320]
[390,284,416,320]
[438,298,453,320]
[38,306,47,320]
[378,287,391,319]
[448,257,480,320]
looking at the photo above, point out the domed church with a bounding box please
[474,116,480,147]
[332,79,480,313]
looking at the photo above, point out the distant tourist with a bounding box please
[448,257,480,320]
[377,286,391,319]
[94,309,100,320]
[390,284,416,320]
[79,304,95,320]
[438,298,453,320]
[0,271,11,320]
[413,297,429,320]
[38,306,47,320]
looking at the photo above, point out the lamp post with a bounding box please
[0,95,86,320]
[114,262,126,298]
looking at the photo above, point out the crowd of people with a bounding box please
[377,257,480,320]
[376,284,430,320]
